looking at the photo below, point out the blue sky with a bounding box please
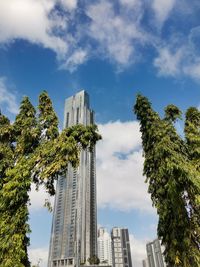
[0,1,200,267]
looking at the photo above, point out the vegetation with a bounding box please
[0,91,101,267]
[87,255,100,265]
[134,95,200,267]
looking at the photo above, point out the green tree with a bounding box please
[0,97,38,266]
[184,107,200,253]
[87,255,100,265]
[0,92,101,267]
[134,95,200,267]
[0,112,14,190]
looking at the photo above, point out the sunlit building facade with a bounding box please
[48,90,97,267]
[97,228,113,266]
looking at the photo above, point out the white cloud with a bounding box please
[154,46,183,77]
[0,77,19,114]
[96,121,154,213]
[119,0,139,8]
[1,0,199,78]
[0,0,145,69]
[29,184,54,211]
[152,0,176,25]
[59,0,78,11]
[86,1,145,66]
[0,0,67,55]
[130,234,148,267]
[60,49,88,71]
[29,246,48,267]
[183,61,200,81]
[153,26,200,81]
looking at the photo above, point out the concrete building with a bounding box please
[48,90,97,267]
[97,228,113,266]
[146,239,165,267]
[111,227,132,267]
[142,259,149,267]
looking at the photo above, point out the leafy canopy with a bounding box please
[0,91,101,267]
[134,95,200,267]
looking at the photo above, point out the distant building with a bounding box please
[142,259,149,267]
[97,228,113,266]
[146,239,165,267]
[111,227,132,267]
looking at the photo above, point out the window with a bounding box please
[76,108,79,124]
[66,112,69,127]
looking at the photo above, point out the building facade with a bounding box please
[146,239,165,267]
[142,259,149,267]
[111,227,132,267]
[97,228,113,266]
[48,90,97,267]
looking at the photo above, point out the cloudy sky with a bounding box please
[1,1,200,267]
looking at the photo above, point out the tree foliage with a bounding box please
[0,91,101,267]
[87,255,100,265]
[134,95,200,267]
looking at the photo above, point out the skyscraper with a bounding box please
[97,228,113,266]
[142,259,149,267]
[48,90,97,267]
[111,227,132,267]
[146,239,166,267]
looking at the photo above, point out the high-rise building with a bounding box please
[146,239,165,267]
[142,259,149,267]
[97,228,113,266]
[48,90,97,267]
[111,227,132,267]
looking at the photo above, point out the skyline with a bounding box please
[0,1,200,267]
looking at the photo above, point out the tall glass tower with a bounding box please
[48,90,97,267]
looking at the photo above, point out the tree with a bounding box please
[87,255,100,265]
[0,97,38,266]
[134,95,200,267]
[0,92,101,267]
